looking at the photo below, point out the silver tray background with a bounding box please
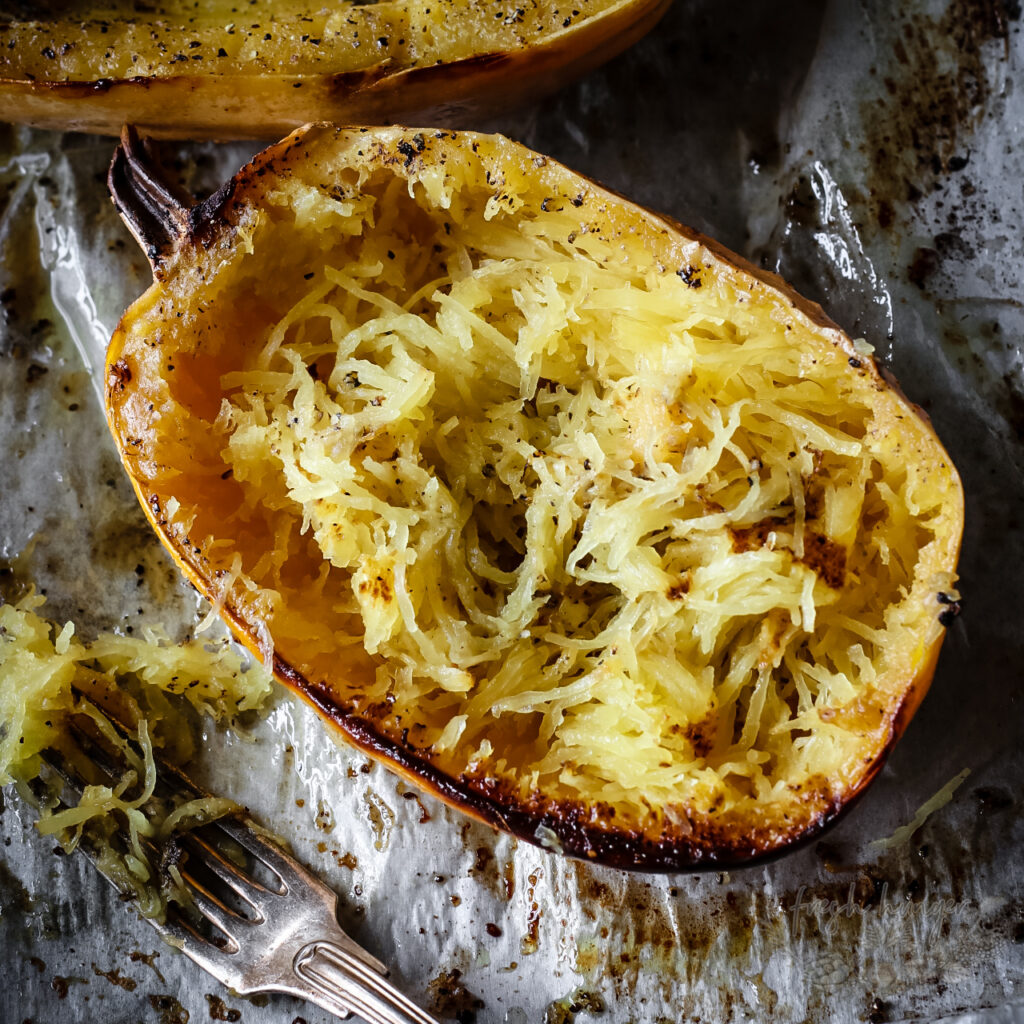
[1,2,1022,1021]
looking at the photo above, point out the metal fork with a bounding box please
[39,704,442,1024]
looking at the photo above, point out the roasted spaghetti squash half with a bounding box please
[0,0,668,139]
[104,125,964,870]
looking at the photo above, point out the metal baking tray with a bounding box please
[1,2,1022,1021]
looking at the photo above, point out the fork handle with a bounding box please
[292,940,443,1024]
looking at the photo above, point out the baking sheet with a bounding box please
[2,1,1023,1021]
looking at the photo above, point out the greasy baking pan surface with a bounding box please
[1,1,1022,1021]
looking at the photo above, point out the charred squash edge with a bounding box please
[104,123,964,872]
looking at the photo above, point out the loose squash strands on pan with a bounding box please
[870,767,970,851]
[0,593,274,918]
[106,127,963,866]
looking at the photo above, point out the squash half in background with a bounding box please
[104,124,964,870]
[0,0,670,139]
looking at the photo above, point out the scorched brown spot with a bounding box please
[108,357,132,393]
[800,533,847,589]
[730,518,786,552]
[359,574,393,602]
[683,714,716,758]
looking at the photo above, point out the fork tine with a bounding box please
[213,816,305,892]
[70,847,252,996]
[38,746,86,793]
[177,873,247,949]
[184,833,275,911]
[148,910,251,992]
[42,709,288,908]
[41,724,251,933]
[40,738,118,796]
[63,706,299,898]
[34,690,440,1019]
[64,718,154,800]
[68,700,204,800]
[66,715,143,778]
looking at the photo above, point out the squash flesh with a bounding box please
[106,127,964,864]
[0,0,669,139]
[1,1,628,81]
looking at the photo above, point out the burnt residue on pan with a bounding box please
[543,808,1019,1021]
[427,967,485,1024]
[444,722,1016,1019]
[849,0,1023,398]
[858,0,1017,210]
[148,993,190,1024]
